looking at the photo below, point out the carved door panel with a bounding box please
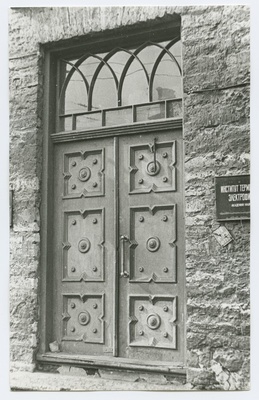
[118,130,184,363]
[52,137,115,356]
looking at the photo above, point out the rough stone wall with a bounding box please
[182,6,250,390]
[9,36,43,373]
[9,6,250,389]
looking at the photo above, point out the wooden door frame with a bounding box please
[37,23,186,374]
[38,118,186,373]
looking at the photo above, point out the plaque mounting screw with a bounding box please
[138,178,144,184]
[92,266,97,272]
[138,154,144,160]
[92,328,97,334]
[163,215,168,222]
[163,267,168,273]
[163,332,168,338]
[139,330,144,336]
[163,306,168,312]
[71,302,76,309]
[72,219,76,225]
[93,159,98,164]
[71,184,76,189]
[72,161,77,167]
[139,216,144,222]
[71,327,75,332]
[139,267,144,272]
[93,303,98,309]
[139,305,144,311]
[162,177,168,182]
[92,218,97,224]
[162,152,168,158]
[71,267,76,272]
[92,182,97,188]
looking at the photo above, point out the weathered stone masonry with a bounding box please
[9,6,250,389]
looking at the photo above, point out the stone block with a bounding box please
[187,367,217,387]
[213,349,244,372]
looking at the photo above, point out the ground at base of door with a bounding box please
[10,370,192,391]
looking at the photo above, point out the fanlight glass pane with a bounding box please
[76,112,102,130]
[137,45,161,76]
[122,58,149,106]
[78,55,103,80]
[64,68,88,114]
[167,99,183,118]
[105,107,132,126]
[91,64,117,110]
[136,102,165,122]
[170,41,182,71]
[108,50,131,81]
[152,43,182,101]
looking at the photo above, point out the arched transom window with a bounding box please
[58,38,182,132]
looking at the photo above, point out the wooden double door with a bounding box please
[52,128,185,365]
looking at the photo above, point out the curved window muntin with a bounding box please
[59,60,90,115]
[58,36,182,131]
[149,39,181,102]
[91,62,118,110]
[59,54,119,114]
[90,47,150,108]
[118,38,181,104]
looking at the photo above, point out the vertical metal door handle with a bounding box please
[120,235,129,278]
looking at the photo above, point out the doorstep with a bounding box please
[37,352,186,376]
[10,369,192,392]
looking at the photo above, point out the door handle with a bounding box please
[120,235,129,278]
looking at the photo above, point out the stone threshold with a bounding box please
[37,352,186,375]
[10,369,191,392]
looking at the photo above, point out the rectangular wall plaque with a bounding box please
[215,175,250,221]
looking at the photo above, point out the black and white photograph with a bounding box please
[2,0,259,397]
